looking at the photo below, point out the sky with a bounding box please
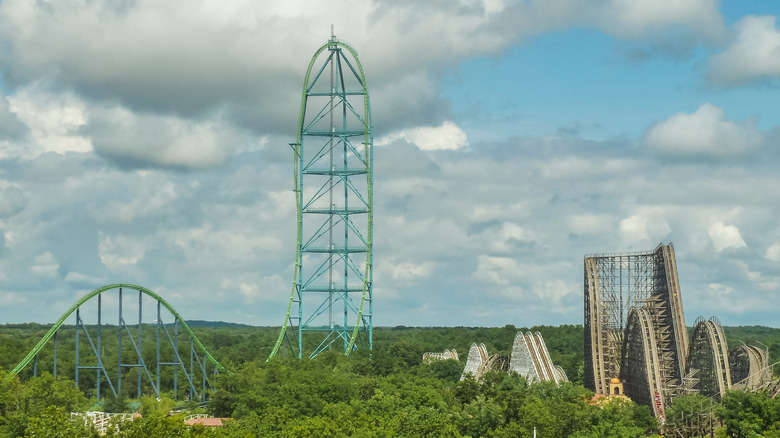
[1,0,779,328]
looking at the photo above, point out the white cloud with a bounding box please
[645,103,765,158]
[219,273,282,304]
[0,291,27,305]
[7,85,92,156]
[0,93,27,140]
[0,187,28,218]
[377,121,468,151]
[472,255,575,302]
[64,272,107,286]
[707,221,747,253]
[765,243,780,262]
[98,233,147,271]
[568,214,617,236]
[707,283,734,297]
[390,261,436,282]
[619,208,671,247]
[170,225,283,268]
[600,0,723,42]
[93,177,179,223]
[709,15,780,86]
[0,0,726,140]
[87,105,249,169]
[28,252,59,277]
[473,255,519,287]
[483,222,536,255]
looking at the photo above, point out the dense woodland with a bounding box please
[1,323,779,437]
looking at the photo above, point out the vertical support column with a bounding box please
[156,301,161,394]
[137,291,142,398]
[53,331,58,377]
[75,308,80,387]
[97,293,102,400]
[190,338,194,401]
[118,287,122,395]
[202,353,207,402]
[174,320,178,397]
[33,355,37,377]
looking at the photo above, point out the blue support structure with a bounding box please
[7,284,226,403]
[270,32,373,360]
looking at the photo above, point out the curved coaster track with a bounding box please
[269,33,373,360]
[586,243,774,420]
[6,284,225,401]
[459,331,568,383]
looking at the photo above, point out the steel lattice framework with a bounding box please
[585,243,688,418]
[5,284,224,402]
[270,34,373,359]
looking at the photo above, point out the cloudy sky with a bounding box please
[1,0,779,328]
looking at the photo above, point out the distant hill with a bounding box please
[182,320,254,328]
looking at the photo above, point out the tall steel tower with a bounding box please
[269,33,373,359]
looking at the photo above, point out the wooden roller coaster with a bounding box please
[585,243,774,420]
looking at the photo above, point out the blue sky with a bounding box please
[1,0,779,329]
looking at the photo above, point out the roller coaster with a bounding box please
[585,243,774,420]
[458,331,568,383]
[4,35,373,403]
[4,284,224,402]
[269,31,373,360]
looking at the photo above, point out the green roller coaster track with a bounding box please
[6,283,226,379]
[269,37,373,359]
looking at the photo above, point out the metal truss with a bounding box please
[269,32,373,360]
[7,284,225,402]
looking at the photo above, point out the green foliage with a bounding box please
[425,358,463,382]
[718,389,780,438]
[139,395,176,417]
[0,372,90,437]
[105,414,222,438]
[5,324,780,437]
[665,393,717,437]
[102,391,129,413]
[23,406,98,438]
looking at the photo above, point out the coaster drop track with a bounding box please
[5,284,225,402]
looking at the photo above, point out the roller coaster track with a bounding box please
[623,308,666,419]
[269,35,373,360]
[587,243,775,418]
[5,284,225,400]
[687,317,731,399]
[730,344,773,391]
[586,243,689,419]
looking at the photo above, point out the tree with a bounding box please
[23,406,98,438]
[666,393,716,438]
[718,389,780,438]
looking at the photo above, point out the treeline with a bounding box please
[4,353,780,437]
[4,323,779,386]
[0,324,585,387]
[2,323,780,437]
[1,355,659,438]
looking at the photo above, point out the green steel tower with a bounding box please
[270,34,373,359]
